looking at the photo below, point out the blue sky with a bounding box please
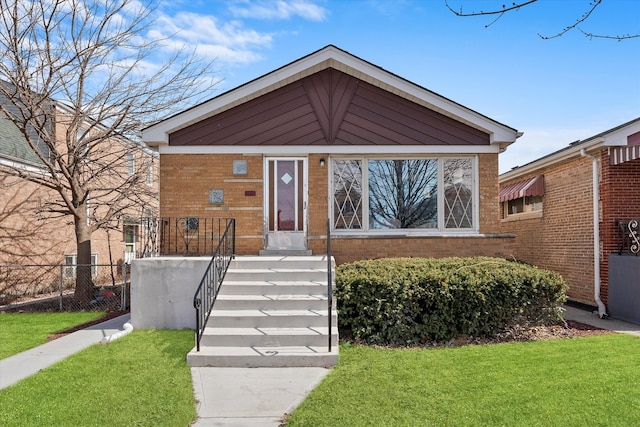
[153,0,640,173]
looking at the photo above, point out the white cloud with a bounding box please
[148,12,273,66]
[141,1,328,75]
[499,126,605,174]
[228,0,328,21]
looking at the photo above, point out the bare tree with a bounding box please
[445,0,640,41]
[0,175,62,263]
[0,0,216,304]
[368,159,438,229]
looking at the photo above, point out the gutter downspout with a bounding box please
[580,149,608,318]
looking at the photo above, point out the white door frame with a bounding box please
[263,157,308,250]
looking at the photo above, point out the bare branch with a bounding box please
[445,0,538,28]
[0,0,208,301]
[446,0,640,40]
[577,26,640,41]
[538,0,601,40]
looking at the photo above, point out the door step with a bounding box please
[259,249,312,256]
[187,345,338,368]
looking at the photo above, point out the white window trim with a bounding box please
[501,210,543,222]
[501,195,544,221]
[146,159,154,186]
[64,253,99,278]
[329,155,479,235]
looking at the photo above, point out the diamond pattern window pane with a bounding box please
[443,159,473,229]
[333,160,363,229]
[332,157,475,232]
[280,172,293,185]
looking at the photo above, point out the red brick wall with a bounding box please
[600,151,640,303]
[0,175,73,265]
[1,108,158,267]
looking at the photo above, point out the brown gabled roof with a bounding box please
[143,45,519,149]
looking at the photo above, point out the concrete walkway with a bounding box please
[190,367,329,426]
[0,314,131,389]
[1,307,638,426]
[564,305,640,337]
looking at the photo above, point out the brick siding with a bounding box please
[1,108,158,266]
[600,151,640,304]
[501,157,596,304]
[500,151,640,306]
[161,152,513,261]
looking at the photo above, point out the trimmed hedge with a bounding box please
[335,257,567,346]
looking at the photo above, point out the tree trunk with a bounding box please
[73,212,94,307]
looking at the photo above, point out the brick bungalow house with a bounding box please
[499,117,640,323]
[142,45,520,264]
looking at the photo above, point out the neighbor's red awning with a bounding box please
[499,175,544,202]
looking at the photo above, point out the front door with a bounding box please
[265,158,307,250]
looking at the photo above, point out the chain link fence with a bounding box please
[0,263,130,312]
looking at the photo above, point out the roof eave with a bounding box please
[500,138,604,182]
[142,45,519,148]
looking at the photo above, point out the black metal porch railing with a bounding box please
[617,219,640,255]
[137,217,235,257]
[193,219,236,351]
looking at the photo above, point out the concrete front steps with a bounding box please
[187,256,338,368]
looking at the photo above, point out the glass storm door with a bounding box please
[265,158,307,250]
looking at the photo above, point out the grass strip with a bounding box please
[0,329,196,427]
[288,334,640,426]
[0,311,106,359]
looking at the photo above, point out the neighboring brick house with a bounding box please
[143,45,520,264]
[0,99,158,269]
[499,117,640,322]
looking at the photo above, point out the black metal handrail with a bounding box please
[327,218,333,352]
[193,218,236,351]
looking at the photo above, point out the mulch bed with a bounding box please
[344,319,612,349]
[442,319,611,347]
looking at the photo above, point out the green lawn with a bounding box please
[0,329,196,427]
[4,314,639,427]
[0,311,106,359]
[288,335,640,426]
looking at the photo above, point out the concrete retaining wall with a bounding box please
[131,257,210,329]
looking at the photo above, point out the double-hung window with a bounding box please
[145,158,154,186]
[126,153,135,175]
[64,253,98,278]
[332,157,476,232]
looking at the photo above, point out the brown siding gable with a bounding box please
[169,68,490,147]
